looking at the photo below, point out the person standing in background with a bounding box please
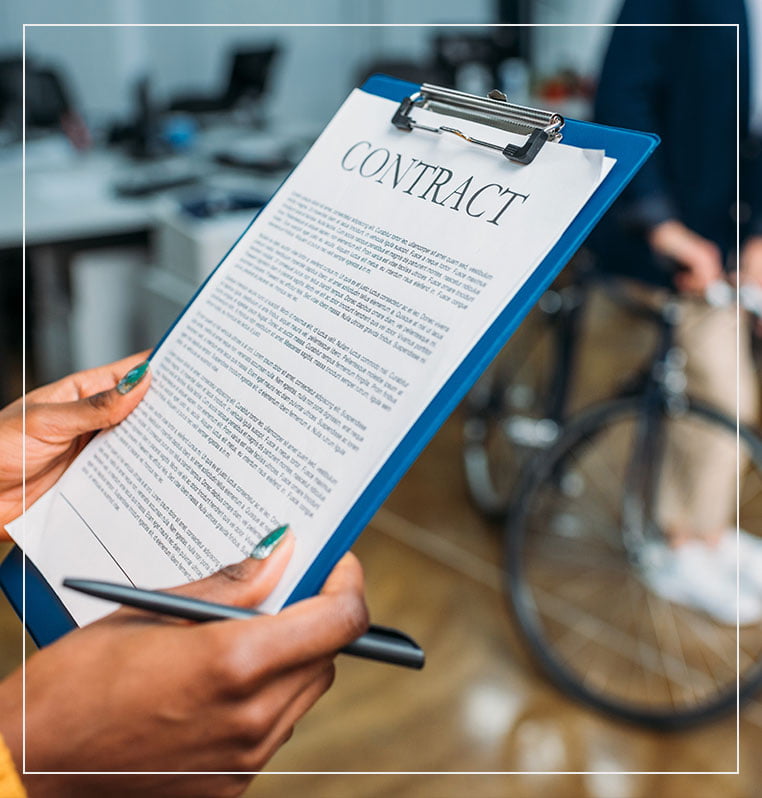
[591,0,762,622]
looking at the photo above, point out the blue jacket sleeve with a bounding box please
[593,0,678,230]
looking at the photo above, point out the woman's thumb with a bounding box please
[29,360,151,441]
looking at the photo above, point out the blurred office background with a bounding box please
[0,0,615,397]
[1,2,760,796]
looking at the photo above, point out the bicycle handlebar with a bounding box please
[706,280,762,317]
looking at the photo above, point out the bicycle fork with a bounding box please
[621,390,668,562]
[621,303,685,562]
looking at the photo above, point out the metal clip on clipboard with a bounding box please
[392,83,564,165]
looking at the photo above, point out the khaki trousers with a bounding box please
[651,295,759,538]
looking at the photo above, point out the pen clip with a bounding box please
[368,623,422,650]
[350,623,425,670]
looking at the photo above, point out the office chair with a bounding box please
[0,55,89,148]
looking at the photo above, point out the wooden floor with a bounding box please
[239,415,762,798]
[2,288,761,796]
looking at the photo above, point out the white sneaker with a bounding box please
[638,540,762,626]
[716,528,762,595]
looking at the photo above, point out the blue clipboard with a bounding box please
[1,74,659,648]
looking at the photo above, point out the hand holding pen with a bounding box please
[64,525,424,669]
[2,532,372,789]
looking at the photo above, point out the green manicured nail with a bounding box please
[251,525,289,559]
[116,361,150,395]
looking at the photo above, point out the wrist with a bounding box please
[742,234,762,254]
[741,235,762,286]
[647,219,687,258]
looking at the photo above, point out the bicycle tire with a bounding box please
[505,396,762,730]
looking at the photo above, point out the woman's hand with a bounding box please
[0,353,151,534]
[0,535,369,797]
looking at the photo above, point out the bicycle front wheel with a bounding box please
[505,397,762,729]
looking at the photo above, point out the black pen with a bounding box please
[62,578,425,670]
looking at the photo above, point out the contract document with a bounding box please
[8,87,616,625]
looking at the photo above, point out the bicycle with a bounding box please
[465,274,762,729]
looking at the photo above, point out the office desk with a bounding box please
[0,126,302,250]
[0,145,170,385]
[0,134,294,384]
[0,145,166,251]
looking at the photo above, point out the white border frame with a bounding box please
[19,20,742,778]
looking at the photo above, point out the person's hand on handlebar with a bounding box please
[647,219,724,295]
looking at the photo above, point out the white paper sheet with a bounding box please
[9,90,615,625]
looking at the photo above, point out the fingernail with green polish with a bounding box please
[116,361,150,395]
[251,525,289,559]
